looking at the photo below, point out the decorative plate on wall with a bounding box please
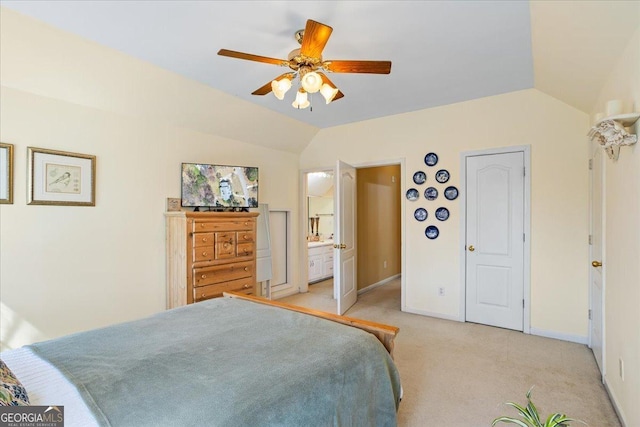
[424,152,438,167]
[444,186,459,200]
[424,187,438,201]
[435,207,450,221]
[406,188,419,201]
[414,208,428,221]
[413,171,427,185]
[435,169,450,183]
[425,225,439,239]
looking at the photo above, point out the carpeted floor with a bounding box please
[281,278,620,427]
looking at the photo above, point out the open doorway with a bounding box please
[299,163,402,315]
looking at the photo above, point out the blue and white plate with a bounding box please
[424,187,438,201]
[424,152,438,167]
[425,225,439,239]
[406,188,419,201]
[435,207,450,221]
[414,208,428,222]
[435,169,450,184]
[444,186,459,200]
[413,171,427,185]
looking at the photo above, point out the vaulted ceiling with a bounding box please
[1,1,638,129]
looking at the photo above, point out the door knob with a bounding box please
[333,244,346,249]
[592,260,602,267]
[468,245,475,252]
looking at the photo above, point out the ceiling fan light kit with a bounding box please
[218,19,391,111]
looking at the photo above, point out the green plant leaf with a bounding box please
[492,416,533,427]
[505,402,538,425]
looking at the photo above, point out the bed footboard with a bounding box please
[223,291,399,358]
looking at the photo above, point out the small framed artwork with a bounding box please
[28,147,96,206]
[413,171,426,185]
[435,169,450,183]
[444,186,459,200]
[435,207,450,221]
[406,188,419,201]
[414,208,428,222]
[424,152,438,167]
[424,187,438,201]
[0,143,13,204]
[425,225,439,239]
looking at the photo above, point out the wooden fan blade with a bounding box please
[251,73,292,95]
[218,49,287,66]
[333,90,344,102]
[324,60,392,74]
[300,20,333,58]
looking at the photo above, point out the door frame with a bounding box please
[588,143,606,377]
[300,158,406,311]
[458,145,531,333]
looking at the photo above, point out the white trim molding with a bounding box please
[529,328,588,345]
[358,274,401,295]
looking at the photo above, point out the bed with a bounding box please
[1,292,401,426]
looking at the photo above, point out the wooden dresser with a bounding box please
[165,211,259,309]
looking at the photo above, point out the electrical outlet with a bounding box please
[383,260,387,268]
[619,358,624,381]
[438,287,445,296]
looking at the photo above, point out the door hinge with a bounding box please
[523,233,525,242]
[589,234,593,245]
[589,159,593,170]
[523,299,525,308]
[589,309,592,320]
[523,167,526,177]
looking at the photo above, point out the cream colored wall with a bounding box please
[590,27,640,427]
[0,10,303,349]
[302,89,591,339]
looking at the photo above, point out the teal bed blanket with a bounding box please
[28,297,401,426]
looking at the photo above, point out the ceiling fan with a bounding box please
[217,19,392,109]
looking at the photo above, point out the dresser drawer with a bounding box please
[192,220,255,232]
[193,261,253,287]
[214,232,237,259]
[237,242,254,258]
[192,232,214,248]
[193,277,254,301]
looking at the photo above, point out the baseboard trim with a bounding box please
[402,306,461,322]
[358,274,401,295]
[529,328,588,345]
[604,377,627,426]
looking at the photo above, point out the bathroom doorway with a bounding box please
[301,162,403,315]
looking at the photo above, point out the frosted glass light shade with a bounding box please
[271,78,292,100]
[320,83,339,104]
[301,71,323,93]
[292,90,310,109]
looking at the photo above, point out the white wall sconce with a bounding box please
[588,109,639,160]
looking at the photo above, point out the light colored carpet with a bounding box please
[281,278,620,427]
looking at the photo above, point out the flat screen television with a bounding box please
[181,163,259,209]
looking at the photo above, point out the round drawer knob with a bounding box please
[243,284,249,289]
[244,267,249,271]
[202,237,207,242]
[244,222,249,226]
[223,243,229,248]
[202,252,208,256]
[200,224,205,228]
[201,274,207,279]
[243,235,249,240]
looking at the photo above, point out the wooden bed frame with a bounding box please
[224,291,399,358]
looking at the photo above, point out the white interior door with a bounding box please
[590,145,605,375]
[466,152,525,331]
[335,160,357,315]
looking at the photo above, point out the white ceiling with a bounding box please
[1,1,637,129]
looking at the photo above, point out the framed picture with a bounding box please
[28,147,96,206]
[0,143,13,204]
